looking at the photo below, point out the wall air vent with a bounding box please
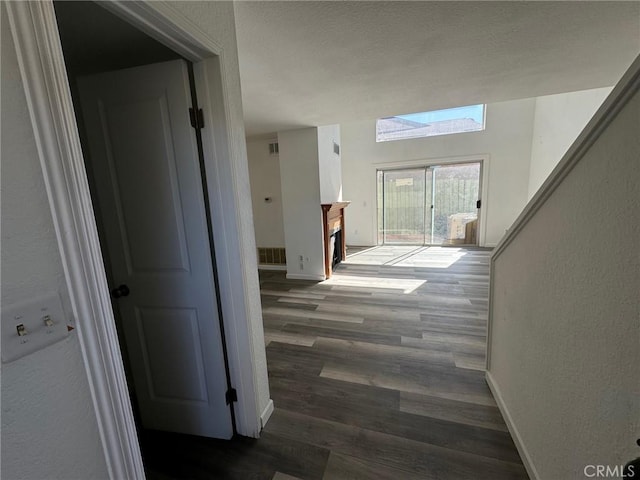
[268,141,279,155]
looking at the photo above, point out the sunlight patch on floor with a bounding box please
[344,246,422,265]
[321,274,426,294]
[395,247,467,268]
[344,245,467,268]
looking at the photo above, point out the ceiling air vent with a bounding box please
[268,141,279,156]
[333,142,340,155]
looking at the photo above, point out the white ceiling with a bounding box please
[234,1,640,137]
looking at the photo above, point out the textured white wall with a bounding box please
[317,124,342,204]
[278,128,325,279]
[489,85,640,479]
[341,98,536,247]
[247,138,286,248]
[247,125,341,260]
[528,87,612,198]
[1,10,109,479]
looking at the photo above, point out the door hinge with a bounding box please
[476,200,482,209]
[189,107,205,130]
[225,388,237,405]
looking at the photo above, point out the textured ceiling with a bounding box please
[234,1,640,137]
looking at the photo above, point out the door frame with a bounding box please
[6,2,269,478]
[374,155,489,247]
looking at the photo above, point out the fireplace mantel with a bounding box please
[321,201,350,278]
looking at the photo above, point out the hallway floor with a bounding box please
[143,247,528,479]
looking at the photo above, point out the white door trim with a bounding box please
[6,1,265,478]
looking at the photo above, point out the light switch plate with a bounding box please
[1,292,69,363]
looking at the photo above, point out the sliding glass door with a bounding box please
[431,163,481,244]
[378,168,427,244]
[377,162,481,246]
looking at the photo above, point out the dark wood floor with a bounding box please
[143,247,528,479]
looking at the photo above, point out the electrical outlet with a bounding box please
[1,293,69,363]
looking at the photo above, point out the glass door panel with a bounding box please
[376,170,384,245]
[424,167,433,243]
[381,169,426,244]
[431,162,481,245]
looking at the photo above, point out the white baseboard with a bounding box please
[286,273,325,281]
[258,264,286,271]
[486,371,539,480]
[260,399,274,430]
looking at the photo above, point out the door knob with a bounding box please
[111,284,130,298]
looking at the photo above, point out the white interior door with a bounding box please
[77,59,233,439]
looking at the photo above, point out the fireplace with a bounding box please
[331,229,343,268]
[321,202,350,278]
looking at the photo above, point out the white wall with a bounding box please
[1,10,109,479]
[247,137,286,248]
[528,87,612,198]
[247,125,341,273]
[278,128,325,280]
[342,98,536,247]
[488,80,640,479]
[317,124,342,204]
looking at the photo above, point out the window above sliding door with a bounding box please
[376,105,486,142]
